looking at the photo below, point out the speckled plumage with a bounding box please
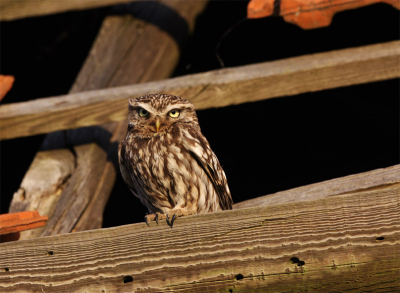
[118,94,233,223]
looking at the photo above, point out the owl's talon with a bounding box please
[144,216,150,226]
[166,214,171,227]
[166,214,177,228]
[171,214,177,226]
[155,213,159,224]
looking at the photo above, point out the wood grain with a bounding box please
[71,162,116,232]
[1,40,399,140]
[69,0,207,94]
[0,0,137,21]
[40,144,107,236]
[234,164,400,209]
[0,185,398,292]
[8,149,75,240]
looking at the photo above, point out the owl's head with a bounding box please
[127,94,199,137]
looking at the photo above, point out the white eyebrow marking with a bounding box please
[135,103,155,112]
[163,103,193,114]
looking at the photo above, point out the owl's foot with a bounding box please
[166,214,176,228]
[145,210,196,227]
[144,212,163,226]
[165,209,196,228]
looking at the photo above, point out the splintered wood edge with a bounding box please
[0,40,399,140]
[39,143,108,237]
[0,185,399,292]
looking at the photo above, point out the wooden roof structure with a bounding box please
[0,0,399,292]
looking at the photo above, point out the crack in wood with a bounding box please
[187,83,211,104]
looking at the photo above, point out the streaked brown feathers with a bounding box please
[118,94,233,219]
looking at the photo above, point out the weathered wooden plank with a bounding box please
[8,149,75,240]
[69,0,207,94]
[0,185,398,292]
[71,162,116,232]
[0,0,137,21]
[68,14,147,94]
[234,164,400,209]
[1,40,399,140]
[40,143,107,236]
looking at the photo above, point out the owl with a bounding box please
[118,94,233,227]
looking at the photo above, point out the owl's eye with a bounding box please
[139,108,149,117]
[169,109,180,118]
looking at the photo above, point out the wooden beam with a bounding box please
[71,162,116,232]
[0,185,398,292]
[8,149,75,240]
[1,40,399,141]
[234,164,400,209]
[0,0,137,21]
[39,143,107,236]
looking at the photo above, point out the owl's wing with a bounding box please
[119,141,160,214]
[183,128,233,210]
[118,142,139,198]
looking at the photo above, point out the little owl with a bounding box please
[118,94,233,227]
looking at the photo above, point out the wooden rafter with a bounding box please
[0,182,398,292]
[1,40,399,141]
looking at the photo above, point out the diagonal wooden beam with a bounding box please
[8,149,76,240]
[1,40,399,141]
[39,143,108,236]
[0,184,398,292]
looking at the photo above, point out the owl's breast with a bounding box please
[146,137,190,198]
[130,133,219,213]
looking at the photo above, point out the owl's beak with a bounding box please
[155,118,161,132]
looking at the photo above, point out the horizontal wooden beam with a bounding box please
[0,185,398,292]
[234,164,400,209]
[1,40,399,140]
[0,0,137,21]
